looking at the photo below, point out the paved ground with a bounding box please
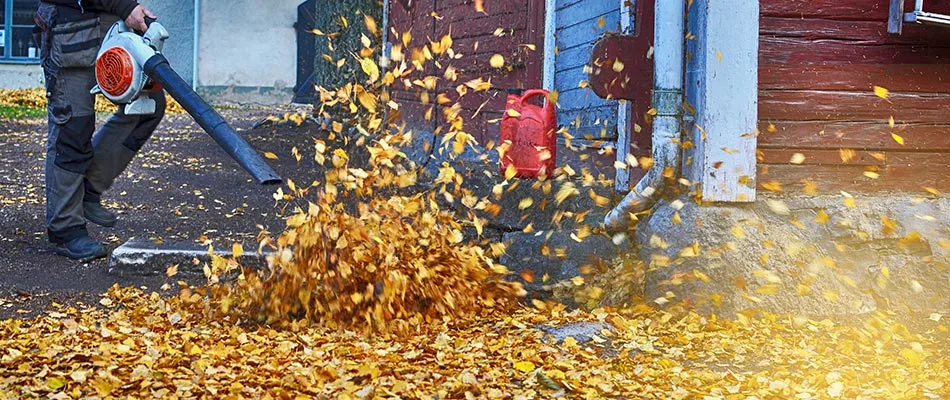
[0,106,317,318]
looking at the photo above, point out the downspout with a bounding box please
[380,0,391,70]
[192,0,200,90]
[604,0,685,233]
[614,0,635,192]
[542,0,556,91]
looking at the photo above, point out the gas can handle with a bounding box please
[519,89,550,107]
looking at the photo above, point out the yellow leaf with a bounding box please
[789,153,805,164]
[715,50,722,63]
[473,216,483,236]
[755,283,780,295]
[761,180,783,192]
[47,377,66,390]
[518,197,534,210]
[731,225,746,240]
[513,361,536,373]
[232,243,244,258]
[891,133,905,145]
[839,148,856,163]
[504,164,518,180]
[873,85,889,99]
[612,59,625,72]
[901,348,925,367]
[360,57,380,82]
[165,264,178,277]
[263,152,279,160]
[364,15,378,35]
[815,209,830,224]
[474,0,485,12]
[490,54,505,68]
[841,192,856,208]
[358,91,378,111]
[597,16,606,29]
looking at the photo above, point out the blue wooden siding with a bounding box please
[555,0,620,139]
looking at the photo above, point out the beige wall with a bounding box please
[197,0,298,100]
[0,64,43,89]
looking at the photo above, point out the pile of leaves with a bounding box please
[0,88,185,115]
[1,286,947,399]
[212,133,525,332]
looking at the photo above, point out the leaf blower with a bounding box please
[91,19,282,185]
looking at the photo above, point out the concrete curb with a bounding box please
[108,239,274,277]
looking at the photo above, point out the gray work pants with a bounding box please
[39,10,165,243]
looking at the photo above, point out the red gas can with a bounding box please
[499,89,557,178]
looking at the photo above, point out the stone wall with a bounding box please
[629,194,949,316]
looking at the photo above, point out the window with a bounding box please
[1,0,40,63]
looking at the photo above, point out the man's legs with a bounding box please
[83,90,166,225]
[43,56,105,258]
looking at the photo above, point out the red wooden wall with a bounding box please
[758,0,950,193]
[389,0,544,145]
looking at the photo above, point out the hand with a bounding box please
[125,5,157,32]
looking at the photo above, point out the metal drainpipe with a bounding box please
[380,0,392,70]
[542,0,556,91]
[192,0,200,90]
[604,0,686,233]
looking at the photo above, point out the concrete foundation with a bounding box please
[110,239,274,277]
[631,194,949,316]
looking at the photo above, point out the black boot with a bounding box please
[83,201,118,228]
[54,235,108,262]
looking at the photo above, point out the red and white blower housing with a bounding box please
[92,19,169,115]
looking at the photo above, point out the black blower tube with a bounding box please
[143,54,282,185]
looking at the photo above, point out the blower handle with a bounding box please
[143,54,282,185]
[133,16,159,35]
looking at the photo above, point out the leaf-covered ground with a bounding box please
[2,5,948,399]
[0,285,947,399]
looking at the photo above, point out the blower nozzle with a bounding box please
[143,54,282,185]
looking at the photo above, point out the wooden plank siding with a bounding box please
[387,0,544,145]
[758,0,950,193]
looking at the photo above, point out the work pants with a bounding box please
[38,9,165,243]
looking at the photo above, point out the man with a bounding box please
[35,0,163,261]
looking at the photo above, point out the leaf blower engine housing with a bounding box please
[92,20,169,115]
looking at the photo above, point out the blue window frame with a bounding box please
[1,0,41,63]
